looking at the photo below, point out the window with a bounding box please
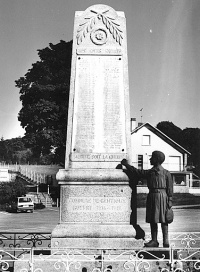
[142,135,151,145]
[173,175,186,185]
[138,155,143,170]
[169,156,181,171]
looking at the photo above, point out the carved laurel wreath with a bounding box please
[76,8,123,45]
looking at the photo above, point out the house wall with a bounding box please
[137,185,189,194]
[131,126,184,171]
[0,168,10,182]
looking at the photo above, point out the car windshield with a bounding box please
[18,198,31,203]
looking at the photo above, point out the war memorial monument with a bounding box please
[14,4,200,272]
[15,4,144,272]
[51,4,140,250]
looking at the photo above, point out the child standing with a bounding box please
[121,151,173,247]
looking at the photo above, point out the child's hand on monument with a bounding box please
[121,159,128,166]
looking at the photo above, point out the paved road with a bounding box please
[137,207,200,233]
[0,208,59,232]
[0,206,199,234]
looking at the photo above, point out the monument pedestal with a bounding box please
[51,168,141,250]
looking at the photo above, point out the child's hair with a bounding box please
[152,151,165,164]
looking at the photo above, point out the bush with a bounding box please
[0,180,27,205]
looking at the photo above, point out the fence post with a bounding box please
[169,246,173,271]
[13,233,16,258]
[36,173,38,183]
[30,247,34,272]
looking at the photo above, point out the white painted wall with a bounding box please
[137,185,189,194]
[0,168,9,182]
[131,126,183,171]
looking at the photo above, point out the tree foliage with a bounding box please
[181,128,200,176]
[0,180,27,205]
[15,40,72,164]
[0,137,31,164]
[156,121,200,176]
[156,121,183,143]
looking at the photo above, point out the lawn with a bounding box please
[137,193,200,208]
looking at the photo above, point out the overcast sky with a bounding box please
[0,0,200,139]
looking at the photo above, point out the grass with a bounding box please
[137,193,200,208]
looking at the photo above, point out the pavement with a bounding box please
[0,204,199,233]
[172,204,200,209]
[138,204,200,210]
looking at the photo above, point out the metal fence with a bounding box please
[1,246,200,272]
[0,232,51,250]
[1,232,200,271]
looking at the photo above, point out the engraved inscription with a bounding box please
[70,153,126,161]
[76,48,122,55]
[67,197,129,213]
[71,55,126,158]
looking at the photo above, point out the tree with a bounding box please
[0,137,26,163]
[157,121,200,177]
[156,121,182,143]
[15,40,72,164]
[0,137,8,162]
[180,128,200,176]
[13,149,33,164]
[0,180,27,205]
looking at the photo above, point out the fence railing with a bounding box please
[0,163,57,185]
[18,170,47,184]
[0,232,51,252]
[190,179,200,188]
[1,245,200,272]
[1,232,200,271]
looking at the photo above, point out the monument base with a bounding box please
[51,237,143,250]
[51,223,140,249]
[51,223,136,238]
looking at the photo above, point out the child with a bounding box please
[121,151,173,247]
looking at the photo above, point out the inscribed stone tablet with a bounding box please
[71,55,126,159]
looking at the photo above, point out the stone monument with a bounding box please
[51,4,140,250]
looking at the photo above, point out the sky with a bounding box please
[0,0,200,139]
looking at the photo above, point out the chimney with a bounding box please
[130,118,136,132]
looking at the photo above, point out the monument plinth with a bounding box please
[51,4,139,249]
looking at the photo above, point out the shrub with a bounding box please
[0,180,27,205]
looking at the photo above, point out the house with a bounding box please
[130,118,194,193]
[0,168,10,182]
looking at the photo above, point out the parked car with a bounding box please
[16,196,34,213]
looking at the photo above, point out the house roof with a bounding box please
[131,122,191,155]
